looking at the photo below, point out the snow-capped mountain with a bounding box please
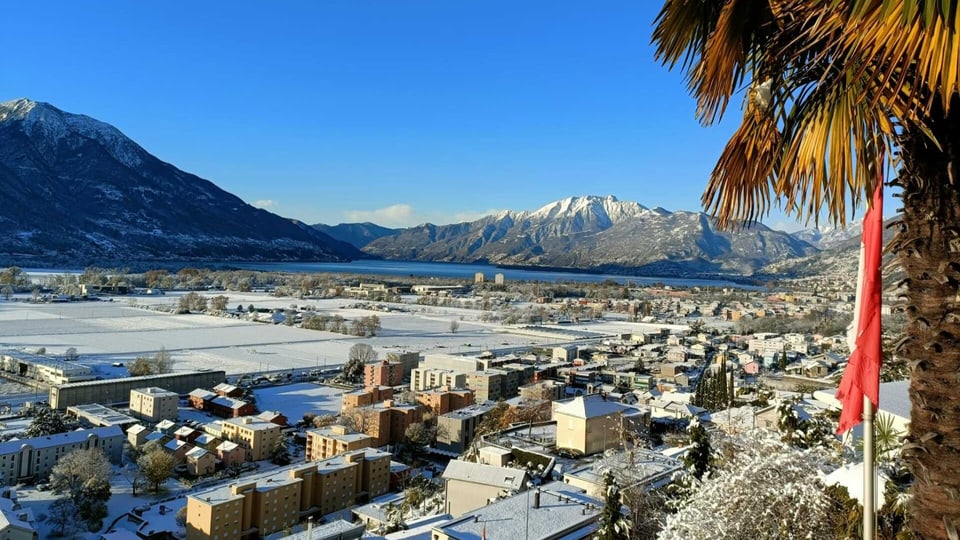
[0,98,361,265]
[791,221,862,249]
[362,195,818,276]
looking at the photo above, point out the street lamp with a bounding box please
[525,481,534,540]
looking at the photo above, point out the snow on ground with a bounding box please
[15,465,187,539]
[0,295,566,376]
[254,382,344,421]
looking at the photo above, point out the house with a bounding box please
[649,400,708,421]
[552,394,648,456]
[216,441,245,468]
[174,426,200,443]
[442,460,530,517]
[127,424,150,449]
[213,383,243,398]
[208,396,256,418]
[164,439,191,464]
[188,389,216,410]
[185,447,215,476]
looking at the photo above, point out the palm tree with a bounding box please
[653,1,960,538]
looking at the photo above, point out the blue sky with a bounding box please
[6,1,842,231]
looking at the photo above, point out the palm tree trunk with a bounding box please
[895,95,960,540]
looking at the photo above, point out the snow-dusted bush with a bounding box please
[659,431,836,540]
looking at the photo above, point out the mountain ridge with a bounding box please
[0,98,362,266]
[356,195,819,276]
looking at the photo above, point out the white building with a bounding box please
[0,426,123,484]
[129,387,179,422]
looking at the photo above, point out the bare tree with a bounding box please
[343,343,377,383]
[449,320,460,333]
[209,295,230,313]
[48,498,80,537]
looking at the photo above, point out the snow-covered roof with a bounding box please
[442,460,529,492]
[0,425,122,455]
[552,394,634,419]
[432,481,601,540]
[185,446,209,460]
[217,440,240,452]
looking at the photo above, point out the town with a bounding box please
[0,266,906,539]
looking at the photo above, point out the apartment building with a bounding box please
[129,387,179,422]
[0,426,123,484]
[221,416,282,461]
[415,387,474,415]
[305,425,373,461]
[342,400,423,447]
[465,370,506,402]
[187,449,391,540]
[364,360,404,387]
[341,386,393,411]
[410,368,466,392]
[386,351,420,379]
[436,401,496,454]
[419,354,482,373]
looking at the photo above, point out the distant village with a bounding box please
[0,266,908,539]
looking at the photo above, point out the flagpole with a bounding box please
[863,395,876,540]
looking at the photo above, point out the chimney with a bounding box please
[533,489,540,509]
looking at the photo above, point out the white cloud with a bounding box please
[252,199,278,210]
[340,204,506,228]
[343,204,416,227]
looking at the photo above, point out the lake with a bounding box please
[228,259,761,289]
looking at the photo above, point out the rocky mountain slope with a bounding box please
[0,98,361,265]
[362,195,818,276]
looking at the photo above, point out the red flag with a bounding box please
[836,182,884,434]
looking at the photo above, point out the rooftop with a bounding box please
[433,481,601,540]
[0,425,123,454]
[67,403,138,426]
[552,394,639,419]
[132,386,178,397]
[440,401,497,420]
[54,369,224,389]
[223,416,278,431]
[442,460,529,492]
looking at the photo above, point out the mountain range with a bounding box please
[0,98,360,266]
[0,98,867,278]
[315,195,823,277]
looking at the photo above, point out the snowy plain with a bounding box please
[0,291,570,377]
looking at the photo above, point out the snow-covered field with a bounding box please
[253,383,344,421]
[0,293,566,376]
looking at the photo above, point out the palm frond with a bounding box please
[652,0,724,71]
[838,0,960,116]
[702,101,782,228]
[776,66,893,226]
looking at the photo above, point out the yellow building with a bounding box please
[552,394,647,456]
[305,425,373,461]
[187,448,391,540]
[129,387,179,422]
[221,416,282,461]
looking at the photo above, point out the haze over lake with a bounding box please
[227,259,758,289]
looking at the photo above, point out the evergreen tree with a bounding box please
[683,417,711,480]
[595,471,631,540]
[24,407,68,437]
